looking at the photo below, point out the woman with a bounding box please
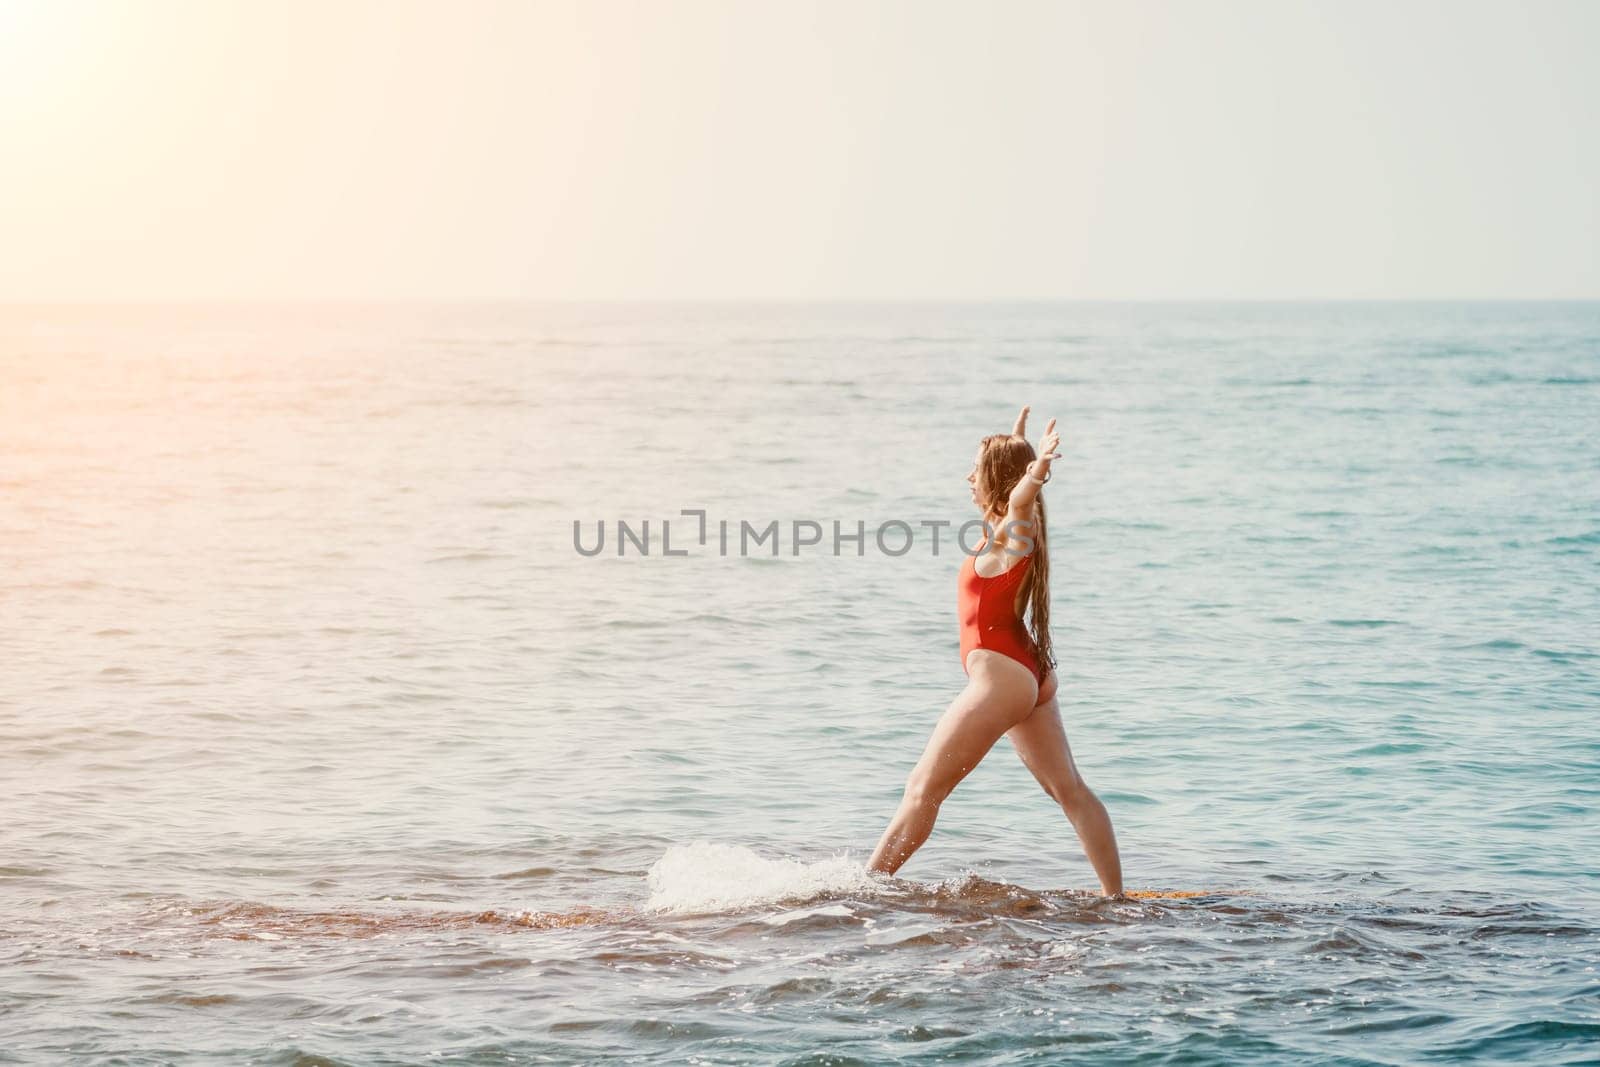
[867,406,1124,897]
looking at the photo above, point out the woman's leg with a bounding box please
[1005,681,1125,896]
[867,652,1038,875]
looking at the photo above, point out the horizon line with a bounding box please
[3,296,1599,306]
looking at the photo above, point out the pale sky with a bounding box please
[1,0,1596,300]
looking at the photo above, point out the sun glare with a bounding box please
[0,0,92,104]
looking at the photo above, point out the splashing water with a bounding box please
[644,841,885,914]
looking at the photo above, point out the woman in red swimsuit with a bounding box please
[868,407,1124,897]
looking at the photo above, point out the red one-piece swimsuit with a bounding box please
[958,540,1045,686]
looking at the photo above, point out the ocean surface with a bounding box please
[2,301,1597,1065]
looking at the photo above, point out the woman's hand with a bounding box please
[1012,405,1030,437]
[1038,418,1061,464]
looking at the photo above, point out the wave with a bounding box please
[645,841,881,914]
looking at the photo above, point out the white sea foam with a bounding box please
[644,841,881,915]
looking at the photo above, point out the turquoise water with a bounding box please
[2,301,1597,1064]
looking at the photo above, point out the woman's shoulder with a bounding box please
[974,524,1035,578]
[991,505,1041,554]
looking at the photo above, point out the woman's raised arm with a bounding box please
[1007,417,1061,519]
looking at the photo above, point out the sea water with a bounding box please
[2,301,1597,1064]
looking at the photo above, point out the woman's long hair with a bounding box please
[975,433,1056,677]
